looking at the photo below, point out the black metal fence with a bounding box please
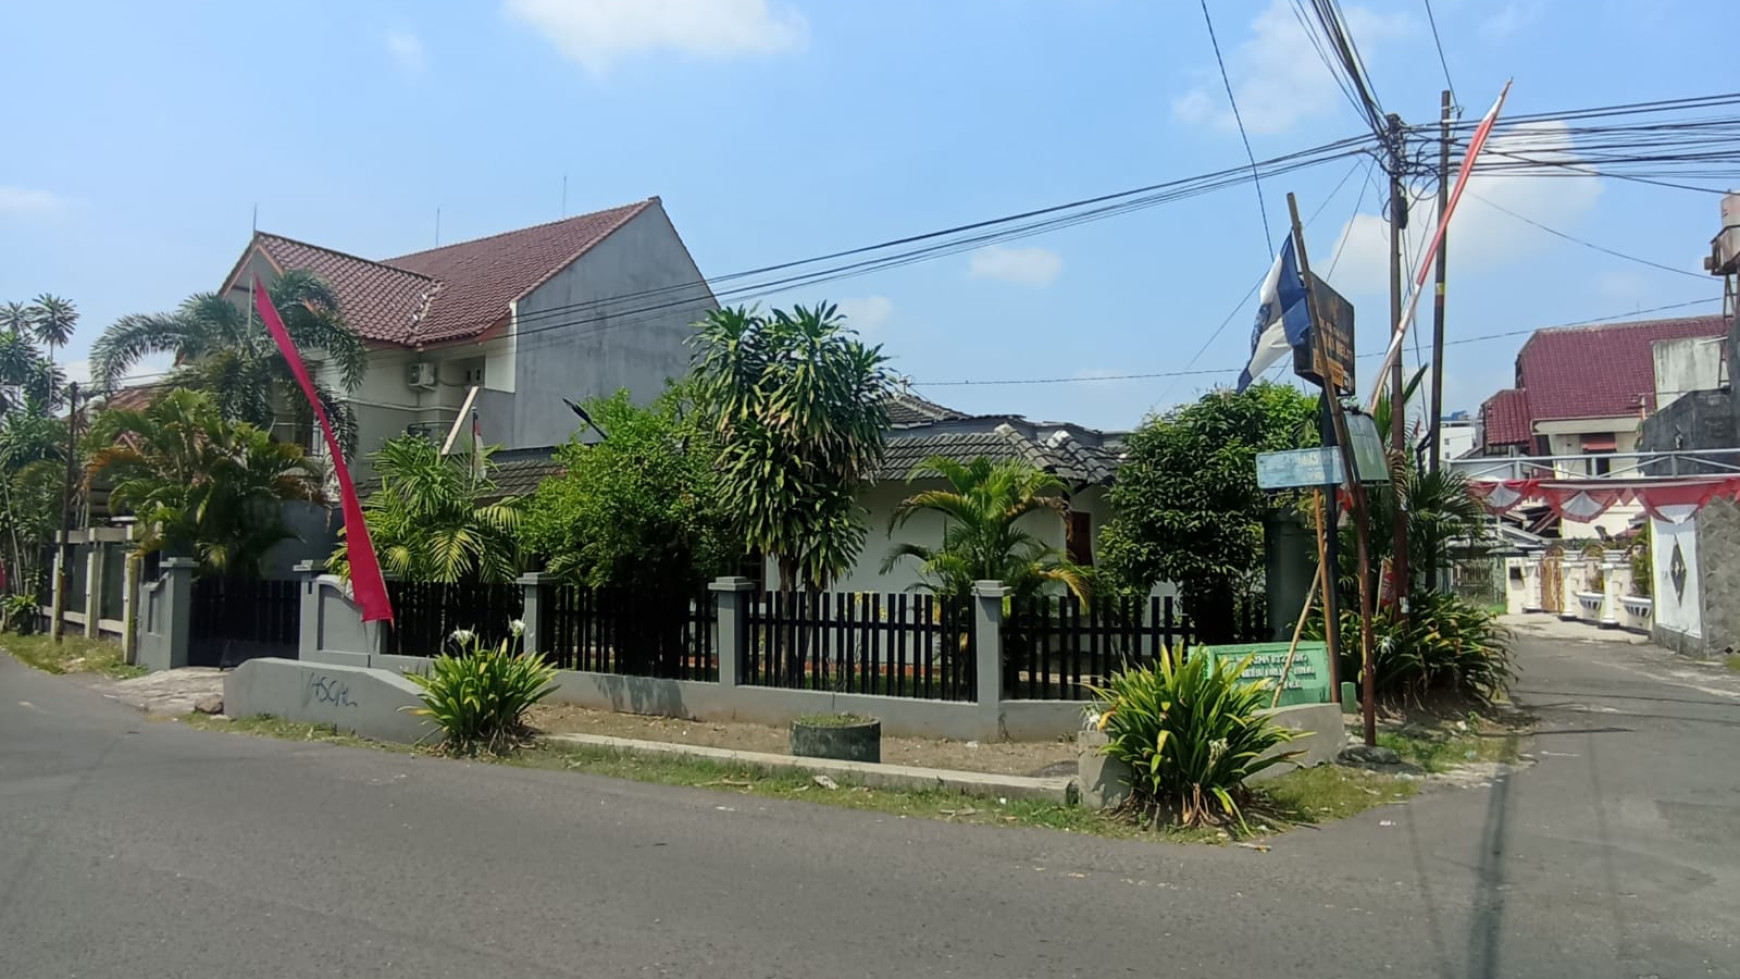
[1003,594,1266,700]
[386,580,524,657]
[188,575,301,669]
[741,592,976,701]
[541,585,717,680]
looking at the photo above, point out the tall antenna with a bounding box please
[561,175,567,217]
[251,202,258,233]
[435,207,441,247]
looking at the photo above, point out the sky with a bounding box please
[0,0,1729,432]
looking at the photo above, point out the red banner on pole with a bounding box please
[254,279,394,624]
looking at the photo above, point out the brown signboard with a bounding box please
[1293,272,1356,395]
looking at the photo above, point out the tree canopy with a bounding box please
[524,388,737,593]
[1098,381,1318,640]
[690,303,892,591]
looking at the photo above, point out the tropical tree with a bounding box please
[0,303,29,334]
[524,387,734,592]
[91,271,367,453]
[882,455,1089,604]
[86,388,321,575]
[690,303,892,591]
[26,294,77,370]
[1098,381,1319,643]
[332,434,522,584]
[0,399,66,593]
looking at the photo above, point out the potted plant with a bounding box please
[790,712,881,763]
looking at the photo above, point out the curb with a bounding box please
[541,733,1079,805]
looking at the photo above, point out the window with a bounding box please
[1066,511,1093,566]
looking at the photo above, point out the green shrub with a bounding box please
[1307,592,1512,707]
[1090,649,1300,830]
[2,593,39,635]
[407,628,558,756]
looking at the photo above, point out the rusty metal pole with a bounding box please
[1289,193,1380,746]
[1427,90,1453,474]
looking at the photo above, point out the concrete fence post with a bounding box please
[517,572,549,655]
[971,581,1008,736]
[294,560,325,661]
[49,532,66,640]
[159,556,197,669]
[120,544,140,664]
[82,533,102,639]
[709,577,757,688]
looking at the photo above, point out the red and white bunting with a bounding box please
[1466,479,1538,514]
[1632,478,1740,525]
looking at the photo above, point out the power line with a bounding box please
[911,297,1720,387]
[1420,0,1457,107]
[1198,0,1273,254]
[1467,190,1710,279]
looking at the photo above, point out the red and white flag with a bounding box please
[1367,81,1513,409]
[255,279,394,624]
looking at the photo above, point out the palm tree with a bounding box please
[331,434,523,584]
[91,271,367,453]
[25,294,77,370]
[690,303,891,591]
[882,455,1089,604]
[0,302,30,335]
[87,388,321,575]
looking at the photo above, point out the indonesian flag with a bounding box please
[1367,81,1513,410]
[1632,478,1737,525]
[1467,478,1538,514]
[255,279,394,624]
[1537,483,1627,523]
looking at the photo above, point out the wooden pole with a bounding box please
[1288,193,1380,747]
[1271,561,1319,709]
[1386,113,1411,621]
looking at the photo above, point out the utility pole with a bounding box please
[1385,112,1411,614]
[51,382,78,644]
[1427,89,1453,473]
[1289,193,1379,746]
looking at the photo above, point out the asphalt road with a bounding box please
[3,625,1736,978]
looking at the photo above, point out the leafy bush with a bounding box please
[1628,524,1652,598]
[1091,650,1300,830]
[407,627,557,756]
[1307,592,1512,707]
[2,593,39,635]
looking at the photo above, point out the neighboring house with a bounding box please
[824,391,1125,595]
[217,197,714,477]
[1478,315,1728,468]
[1436,411,1479,466]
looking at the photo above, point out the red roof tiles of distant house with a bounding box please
[1480,388,1532,447]
[239,199,657,348]
[1515,315,1726,422]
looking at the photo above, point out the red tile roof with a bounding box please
[1516,315,1726,422]
[385,200,653,344]
[254,234,436,345]
[1480,388,1532,447]
[238,199,657,347]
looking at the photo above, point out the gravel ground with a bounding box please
[528,703,1079,777]
[88,668,225,715]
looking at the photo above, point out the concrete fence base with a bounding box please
[224,658,438,745]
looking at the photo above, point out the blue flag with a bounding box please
[1236,237,1312,392]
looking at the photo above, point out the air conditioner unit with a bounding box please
[406,362,437,390]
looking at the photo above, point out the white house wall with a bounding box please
[1652,516,1700,638]
[510,203,715,449]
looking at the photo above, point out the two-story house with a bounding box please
[1478,315,1729,469]
[217,197,714,476]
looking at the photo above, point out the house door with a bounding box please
[1539,546,1564,614]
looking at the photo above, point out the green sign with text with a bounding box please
[1200,642,1333,708]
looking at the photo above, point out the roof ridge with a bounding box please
[383,198,656,265]
[507,200,656,306]
[1531,313,1724,337]
[255,231,438,283]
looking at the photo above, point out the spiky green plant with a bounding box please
[406,625,556,756]
[1091,649,1300,831]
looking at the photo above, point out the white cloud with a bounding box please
[836,296,893,335]
[0,186,66,215]
[504,0,807,73]
[386,31,427,74]
[1322,121,1603,299]
[1173,0,1412,135]
[968,245,1062,287]
[1481,1,1541,41]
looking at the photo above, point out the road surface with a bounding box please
[3,623,1736,978]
